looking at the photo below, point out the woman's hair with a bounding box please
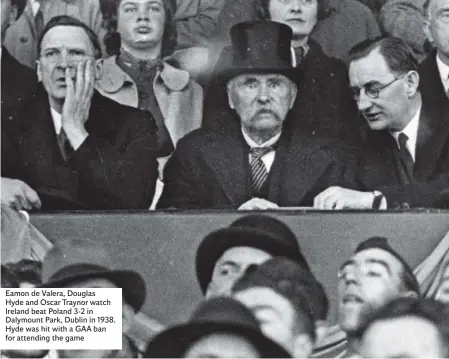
[100,0,177,57]
[255,0,333,22]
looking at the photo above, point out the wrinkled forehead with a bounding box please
[229,73,292,85]
[217,246,272,266]
[40,25,95,53]
[348,48,392,86]
[344,248,404,273]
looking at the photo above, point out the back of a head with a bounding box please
[37,15,102,60]
[232,258,329,341]
[362,297,449,356]
[349,36,419,77]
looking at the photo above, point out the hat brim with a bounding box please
[218,67,301,84]
[196,227,305,293]
[40,270,146,312]
[144,321,291,358]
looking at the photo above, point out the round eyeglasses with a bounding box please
[350,73,406,101]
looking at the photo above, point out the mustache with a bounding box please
[254,108,281,121]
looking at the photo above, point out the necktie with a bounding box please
[34,1,44,40]
[250,147,273,193]
[57,129,74,162]
[398,132,414,180]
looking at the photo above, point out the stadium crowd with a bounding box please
[2,0,449,357]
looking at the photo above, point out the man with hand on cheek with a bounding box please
[2,15,159,210]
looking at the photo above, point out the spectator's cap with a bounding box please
[233,257,328,321]
[355,237,419,294]
[40,239,146,312]
[196,215,310,293]
[144,296,291,358]
[218,21,301,83]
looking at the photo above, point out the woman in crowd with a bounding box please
[204,0,361,147]
[97,0,203,160]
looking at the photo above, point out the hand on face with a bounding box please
[1,177,41,211]
[61,59,95,149]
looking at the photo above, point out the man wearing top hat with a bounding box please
[157,20,355,210]
[40,238,145,358]
[337,236,420,357]
[195,215,312,299]
[144,296,291,357]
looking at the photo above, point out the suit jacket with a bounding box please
[1,47,37,115]
[2,87,159,210]
[203,40,361,147]
[4,0,106,68]
[357,103,449,209]
[157,122,356,209]
[419,51,449,118]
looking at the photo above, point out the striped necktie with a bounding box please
[250,147,274,192]
[398,132,414,181]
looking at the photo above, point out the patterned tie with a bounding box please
[57,129,74,162]
[398,132,414,181]
[250,147,273,192]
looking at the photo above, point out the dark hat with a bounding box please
[40,239,146,312]
[355,237,419,294]
[196,215,310,294]
[144,296,291,358]
[218,21,300,83]
[233,257,329,321]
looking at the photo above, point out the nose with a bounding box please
[342,269,360,286]
[137,7,150,21]
[356,90,373,112]
[55,50,71,69]
[290,0,304,12]
[256,83,271,104]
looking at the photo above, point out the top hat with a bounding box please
[196,215,311,293]
[218,21,300,83]
[40,239,146,312]
[144,296,291,357]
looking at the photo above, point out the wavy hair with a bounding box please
[100,0,177,58]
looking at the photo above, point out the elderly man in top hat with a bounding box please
[195,215,311,299]
[40,238,146,358]
[337,236,420,357]
[144,296,291,358]
[231,258,329,358]
[157,20,355,210]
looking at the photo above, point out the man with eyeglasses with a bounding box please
[1,15,159,210]
[337,236,420,357]
[314,36,449,210]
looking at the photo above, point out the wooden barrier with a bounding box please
[31,211,449,327]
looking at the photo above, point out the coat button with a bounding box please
[20,36,28,43]
[393,202,400,209]
[402,202,410,209]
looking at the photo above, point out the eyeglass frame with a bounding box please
[350,73,407,101]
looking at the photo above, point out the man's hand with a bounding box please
[313,186,374,210]
[1,178,41,211]
[238,198,279,210]
[62,59,95,149]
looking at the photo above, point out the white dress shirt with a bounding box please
[241,128,280,172]
[436,53,449,94]
[50,107,62,135]
[30,0,41,16]
[390,105,421,162]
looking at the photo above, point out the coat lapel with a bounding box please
[201,125,250,207]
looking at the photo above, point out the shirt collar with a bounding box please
[241,128,281,148]
[390,104,421,149]
[50,107,62,135]
[30,0,41,16]
[436,52,449,83]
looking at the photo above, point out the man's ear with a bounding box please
[293,334,314,359]
[289,81,298,109]
[36,61,42,82]
[423,18,434,44]
[401,290,419,299]
[405,71,420,97]
[227,80,235,109]
[95,59,104,81]
[122,302,136,334]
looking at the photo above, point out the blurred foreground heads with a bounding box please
[360,297,449,358]
[144,296,291,358]
[232,257,329,358]
[41,238,146,358]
